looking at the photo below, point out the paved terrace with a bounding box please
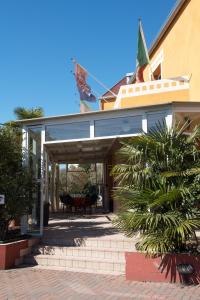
[1,267,200,300]
[1,214,200,299]
[42,213,135,246]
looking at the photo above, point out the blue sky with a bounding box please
[0,0,176,122]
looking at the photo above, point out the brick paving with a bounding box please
[43,214,126,243]
[0,267,200,300]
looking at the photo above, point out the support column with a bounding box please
[50,162,56,212]
[66,163,68,193]
[55,164,60,211]
[45,153,49,204]
[142,113,148,133]
[103,161,109,213]
[166,112,173,130]
[90,120,95,138]
[50,163,55,212]
[40,126,45,236]
[21,126,29,234]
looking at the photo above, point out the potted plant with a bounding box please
[112,122,200,283]
[0,126,37,269]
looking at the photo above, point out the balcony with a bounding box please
[114,77,190,109]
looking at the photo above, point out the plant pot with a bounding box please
[125,251,200,284]
[0,238,39,270]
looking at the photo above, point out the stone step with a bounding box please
[23,254,125,275]
[41,237,137,250]
[33,245,127,260]
[25,265,123,276]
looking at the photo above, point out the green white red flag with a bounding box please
[136,19,150,83]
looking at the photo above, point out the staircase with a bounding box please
[23,237,137,275]
[22,214,137,275]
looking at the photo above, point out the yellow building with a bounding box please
[101,0,200,120]
[16,0,200,236]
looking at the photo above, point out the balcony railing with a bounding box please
[114,77,189,108]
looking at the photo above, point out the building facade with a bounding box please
[17,0,200,236]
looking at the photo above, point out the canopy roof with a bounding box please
[45,137,120,164]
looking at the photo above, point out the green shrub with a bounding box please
[0,126,35,240]
[112,122,200,256]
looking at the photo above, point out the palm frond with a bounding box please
[161,167,200,178]
[14,107,44,120]
[112,121,200,256]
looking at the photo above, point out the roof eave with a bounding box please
[15,101,195,125]
[149,0,189,57]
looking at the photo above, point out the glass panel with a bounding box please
[147,112,166,131]
[58,163,104,209]
[27,126,42,233]
[45,122,90,141]
[94,115,142,137]
[29,127,41,179]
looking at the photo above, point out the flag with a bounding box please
[80,100,91,113]
[75,63,96,102]
[136,20,150,83]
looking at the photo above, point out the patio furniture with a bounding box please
[70,194,98,214]
[83,194,96,211]
[60,194,73,212]
[60,193,98,214]
[72,196,86,212]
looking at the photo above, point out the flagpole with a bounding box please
[91,89,109,110]
[92,89,109,103]
[71,58,117,98]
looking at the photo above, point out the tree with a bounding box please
[4,106,44,128]
[112,122,200,256]
[14,106,44,120]
[0,126,35,240]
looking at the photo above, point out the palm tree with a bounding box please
[3,107,44,129]
[112,122,200,256]
[14,106,44,120]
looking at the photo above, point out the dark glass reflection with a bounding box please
[94,116,142,137]
[147,113,166,131]
[46,121,90,141]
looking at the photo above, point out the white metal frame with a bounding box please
[40,126,46,235]
[20,126,29,234]
[44,108,172,145]
[22,105,173,236]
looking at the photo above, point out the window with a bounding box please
[28,126,42,179]
[147,112,166,131]
[94,115,142,137]
[152,64,161,80]
[45,121,90,141]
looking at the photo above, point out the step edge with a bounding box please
[34,246,135,252]
[24,254,126,263]
[24,264,125,276]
